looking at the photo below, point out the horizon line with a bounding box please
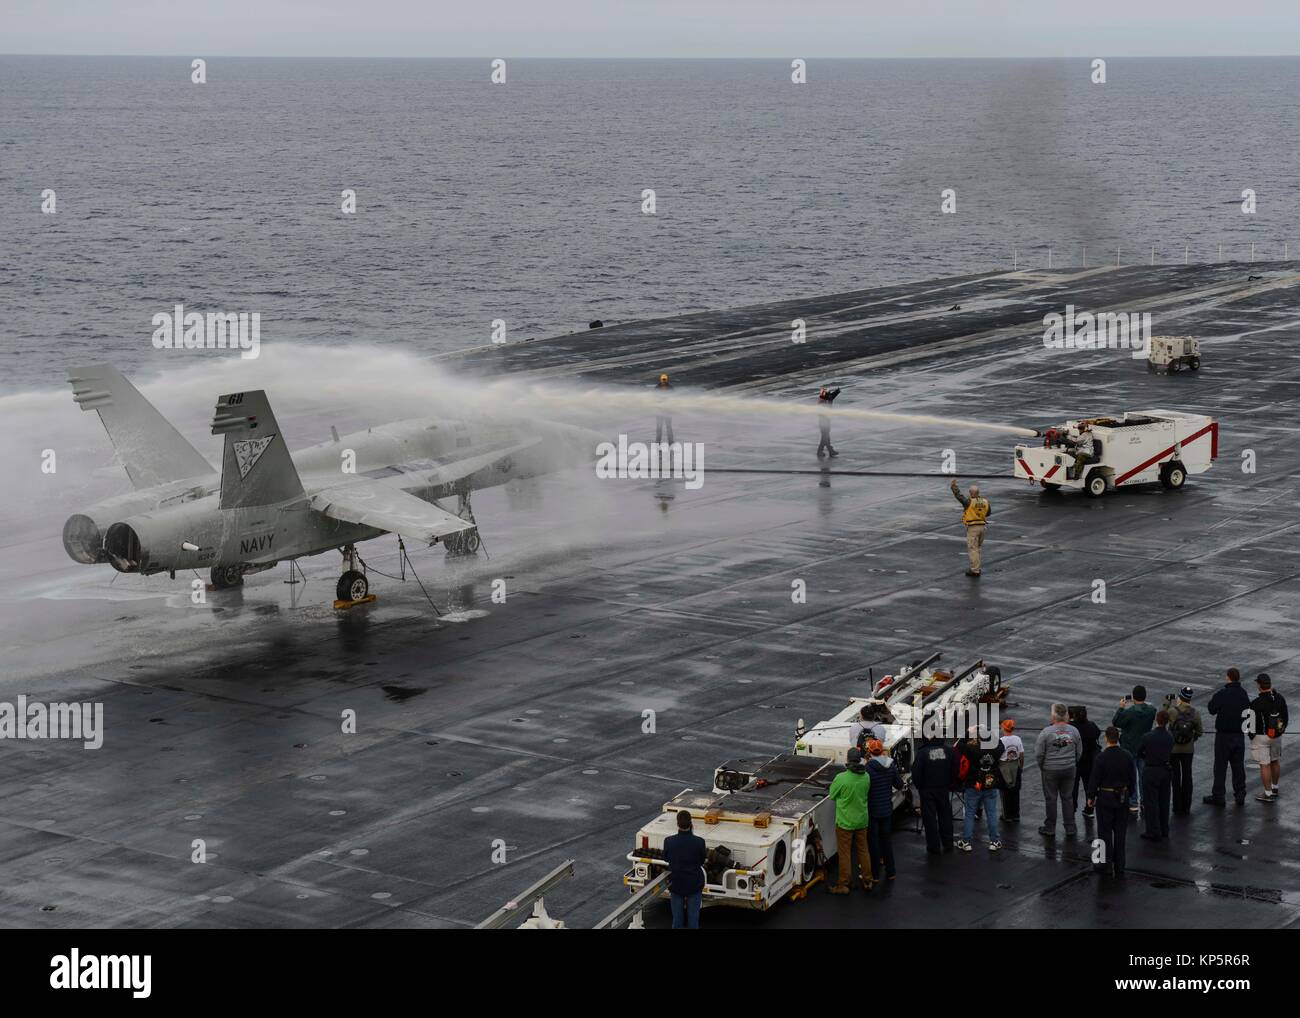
[4,52,1300,61]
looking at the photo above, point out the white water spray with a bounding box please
[475,381,1038,438]
[1,341,1034,539]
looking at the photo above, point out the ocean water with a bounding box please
[1,55,1298,393]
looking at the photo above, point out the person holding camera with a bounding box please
[1166,687,1203,814]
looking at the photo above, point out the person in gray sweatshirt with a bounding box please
[1036,703,1083,837]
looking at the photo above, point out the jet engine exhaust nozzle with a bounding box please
[103,522,143,573]
[62,514,106,565]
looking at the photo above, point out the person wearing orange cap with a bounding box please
[654,373,674,445]
[998,718,1025,822]
[865,739,904,882]
[816,386,841,458]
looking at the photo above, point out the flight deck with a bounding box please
[3,262,1298,930]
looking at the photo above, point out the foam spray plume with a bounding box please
[477,381,1038,438]
[1,341,1036,540]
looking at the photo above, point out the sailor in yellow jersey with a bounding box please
[950,478,991,577]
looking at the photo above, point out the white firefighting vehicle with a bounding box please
[1014,409,1218,497]
[1146,335,1202,373]
[622,655,1007,911]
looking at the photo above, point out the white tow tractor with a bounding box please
[1147,335,1202,374]
[623,753,839,909]
[1014,409,1218,498]
[622,653,1008,912]
[795,654,1008,798]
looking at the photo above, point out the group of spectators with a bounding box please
[659,668,1287,925]
[900,668,1288,881]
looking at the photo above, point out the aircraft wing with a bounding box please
[308,477,476,545]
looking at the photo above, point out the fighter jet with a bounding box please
[62,365,593,602]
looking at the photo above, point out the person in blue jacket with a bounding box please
[662,809,707,928]
[865,739,905,882]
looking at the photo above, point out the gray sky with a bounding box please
[5,0,1299,58]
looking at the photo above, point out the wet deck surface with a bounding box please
[3,262,1299,929]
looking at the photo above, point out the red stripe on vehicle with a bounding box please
[1043,464,1060,480]
[1114,422,1215,485]
[1016,455,1035,481]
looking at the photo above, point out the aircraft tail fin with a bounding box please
[211,390,305,508]
[68,364,214,489]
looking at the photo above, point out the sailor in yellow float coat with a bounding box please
[950,478,991,577]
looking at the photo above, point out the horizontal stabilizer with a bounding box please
[309,477,476,545]
[68,364,213,488]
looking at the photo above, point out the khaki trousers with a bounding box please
[965,523,986,573]
[834,825,871,888]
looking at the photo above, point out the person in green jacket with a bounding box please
[827,748,873,894]
[1113,685,1157,813]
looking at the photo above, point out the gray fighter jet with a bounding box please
[62,365,593,602]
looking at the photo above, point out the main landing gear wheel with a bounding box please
[337,570,369,602]
[444,490,480,557]
[1084,471,1109,498]
[444,528,481,556]
[1160,461,1187,490]
[210,564,244,589]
